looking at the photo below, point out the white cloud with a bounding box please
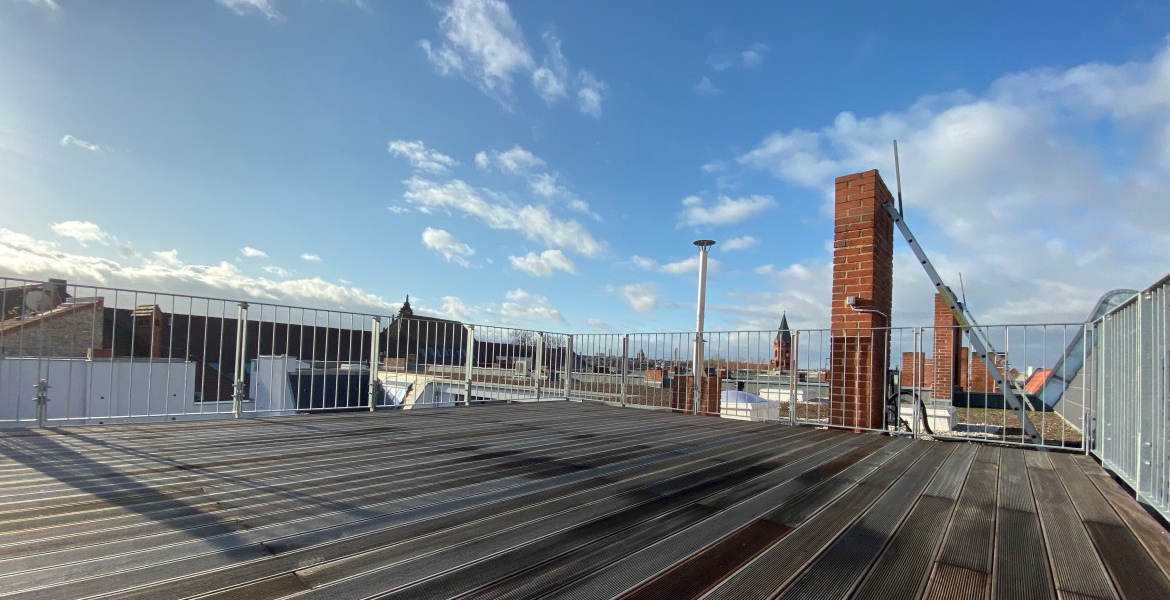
[421,227,476,267]
[58,134,105,153]
[721,236,759,251]
[153,249,182,267]
[240,246,268,258]
[300,253,322,262]
[435,289,565,325]
[699,160,726,173]
[707,42,769,71]
[387,139,458,174]
[419,0,535,99]
[532,30,569,102]
[586,318,616,332]
[263,265,293,277]
[509,249,576,276]
[419,5,607,116]
[50,221,109,245]
[476,144,546,174]
[693,76,720,97]
[614,282,658,313]
[729,36,1170,324]
[577,70,607,118]
[215,0,281,19]
[403,176,607,257]
[501,288,565,324]
[0,228,399,312]
[632,253,728,277]
[679,194,776,226]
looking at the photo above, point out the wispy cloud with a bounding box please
[300,253,322,262]
[1,227,400,312]
[576,70,607,118]
[263,265,293,277]
[678,194,776,226]
[58,134,106,153]
[387,139,458,174]
[721,236,759,251]
[632,254,723,275]
[19,0,60,11]
[421,227,476,267]
[610,282,658,312]
[50,221,109,245]
[215,0,282,19]
[693,76,720,97]
[404,176,607,257]
[475,145,546,174]
[509,249,576,276]
[707,42,769,71]
[420,1,607,116]
[436,288,565,326]
[240,246,268,258]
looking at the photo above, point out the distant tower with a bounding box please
[769,312,792,372]
[399,295,414,318]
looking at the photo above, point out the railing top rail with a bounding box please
[1095,275,1170,322]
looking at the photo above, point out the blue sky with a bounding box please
[1,0,1169,333]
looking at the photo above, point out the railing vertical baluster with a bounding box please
[564,335,574,401]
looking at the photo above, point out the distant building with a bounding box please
[768,312,792,372]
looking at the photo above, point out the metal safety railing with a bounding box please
[0,274,1098,453]
[1092,274,1169,521]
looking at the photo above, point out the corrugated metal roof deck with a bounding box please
[1,401,1167,599]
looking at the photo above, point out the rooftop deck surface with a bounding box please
[0,402,1168,600]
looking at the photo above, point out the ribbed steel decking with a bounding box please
[1,401,1167,599]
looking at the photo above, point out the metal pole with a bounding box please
[233,301,248,418]
[534,333,545,401]
[564,335,574,401]
[463,325,475,406]
[369,316,381,411]
[789,331,799,426]
[34,378,50,428]
[620,334,629,407]
[693,239,715,414]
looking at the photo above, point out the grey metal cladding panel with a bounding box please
[923,443,977,500]
[1084,521,1170,600]
[1027,467,1116,600]
[546,436,916,600]
[774,443,954,600]
[935,460,998,574]
[993,508,1056,600]
[851,495,957,600]
[997,449,1036,514]
[922,563,989,600]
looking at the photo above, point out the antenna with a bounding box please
[893,140,904,216]
[958,272,968,308]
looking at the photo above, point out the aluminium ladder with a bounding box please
[882,200,1042,444]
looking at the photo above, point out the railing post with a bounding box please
[789,331,799,426]
[534,332,545,401]
[369,316,381,411]
[463,325,475,406]
[564,335,574,401]
[232,301,249,419]
[912,327,923,437]
[34,379,50,428]
[620,334,629,407]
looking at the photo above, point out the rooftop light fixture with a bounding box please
[693,239,715,414]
